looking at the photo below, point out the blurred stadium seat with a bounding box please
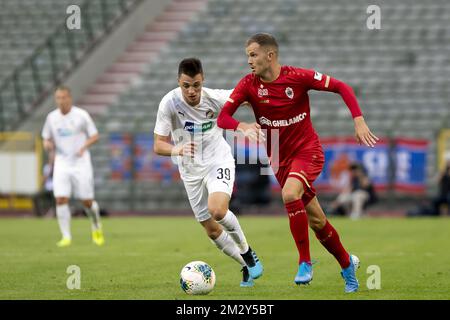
[0,0,140,130]
[1,0,450,212]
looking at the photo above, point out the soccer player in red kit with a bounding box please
[217,33,378,292]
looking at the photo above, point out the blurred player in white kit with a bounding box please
[42,86,104,247]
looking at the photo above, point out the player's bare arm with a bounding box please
[43,139,54,152]
[77,133,99,157]
[153,133,196,157]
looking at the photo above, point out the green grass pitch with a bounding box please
[0,216,449,299]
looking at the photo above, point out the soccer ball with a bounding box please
[180,261,216,295]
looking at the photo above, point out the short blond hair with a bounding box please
[55,85,71,94]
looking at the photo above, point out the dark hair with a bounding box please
[55,85,71,94]
[178,58,203,78]
[246,33,279,53]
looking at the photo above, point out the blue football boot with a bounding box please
[240,247,263,279]
[341,254,360,293]
[294,261,313,285]
[240,266,254,287]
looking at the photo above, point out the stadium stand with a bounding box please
[0,0,141,131]
[0,0,82,76]
[2,0,449,212]
[78,0,450,211]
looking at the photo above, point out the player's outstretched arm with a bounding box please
[313,73,379,148]
[153,133,196,157]
[332,79,379,147]
[329,78,379,147]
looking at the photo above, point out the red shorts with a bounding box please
[274,147,325,206]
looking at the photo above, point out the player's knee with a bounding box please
[281,187,304,204]
[308,214,326,231]
[208,205,228,221]
[205,225,222,240]
[82,199,93,208]
[56,197,69,205]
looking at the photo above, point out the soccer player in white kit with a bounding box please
[153,58,263,287]
[42,86,104,247]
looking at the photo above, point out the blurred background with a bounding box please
[1,0,450,219]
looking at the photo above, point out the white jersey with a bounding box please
[42,106,98,168]
[154,87,235,179]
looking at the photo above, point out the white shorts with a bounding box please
[182,161,235,222]
[53,164,94,200]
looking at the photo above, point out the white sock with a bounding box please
[56,204,71,240]
[217,210,249,254]
[211,230,246,267]
[84,201,102,231]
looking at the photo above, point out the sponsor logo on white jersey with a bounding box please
[57,127,74,137]
[258,112,307,127]
[184,121,213,133]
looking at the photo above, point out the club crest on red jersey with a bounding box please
[285,87,294,99]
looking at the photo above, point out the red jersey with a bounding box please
[218,65,362,167]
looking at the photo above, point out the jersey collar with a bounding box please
[258,65,284,84]
[58,105,74,116]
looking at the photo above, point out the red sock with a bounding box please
[285,199,311,264]
[315,220,350,269]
